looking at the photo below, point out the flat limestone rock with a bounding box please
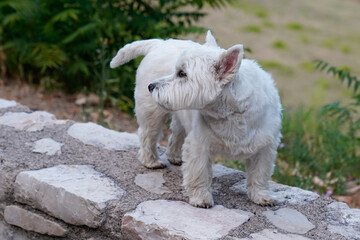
[134,172,171,194]
[230,180,319,205]
[4,205,67,237]
[212,164,241,178]
[326,202,360,239]
[122,200,253,240]
[14,165,125,228]
[0,99,17,109]
[32,138,63,155]
[263,208,315,234]
[67,122,139,151]
[238,229,311,240]
[0,111,66,131]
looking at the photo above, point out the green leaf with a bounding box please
[327,66,336,75]
[354,81,360,94]
[61,22,99,44]
[315,60,323,70]
[347,76,356,88]
[0,0,37,17]
[334,69,343,78]
[2,12,22,26]
[341,72,349,83]
[320,62,329,71]
[67,60,90,76]
[44,9,80,33]
[31,44,67,73]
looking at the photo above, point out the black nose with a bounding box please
[148,83,156,93]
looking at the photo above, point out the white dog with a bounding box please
[110,31,282,208]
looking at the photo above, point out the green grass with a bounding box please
[286,22,303,31]
[215,157,246,172]
[272,40,287,50]
[299,34,309,44]
[341,45,351,54]
[309,77,330,107]
[232,2,269,19]
[241,25,262,33]
[260,60,294,76]
[275,107,359,194]
[299,61,315,72]
[262,20,275,28]
[321,38,340,49]
[317,77,330,90]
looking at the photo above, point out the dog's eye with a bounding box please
[177,70,187,78]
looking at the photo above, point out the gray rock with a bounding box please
[4,205,67,237]
[326,202,360,239]
[14,165,125,228]
[134,172,171,194]
[212,164,240,178]
[0,99,17,109]
[230,180,319,205]
[238,229,311,240]
[32,138,63,156]
[122,200,253,240]
[0,221,29,240]
[67,122,139,151]
[263,208,315,234]
[0,111,67,131]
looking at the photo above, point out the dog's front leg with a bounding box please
[182,131,214,208]
[245,145,277,205]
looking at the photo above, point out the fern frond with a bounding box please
[44,9,80,33]
[31,44,67,73]
[314,60,359,94]
[2,12,22,26]
[62,21,100,44]
[0,0,37,17]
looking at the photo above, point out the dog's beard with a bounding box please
[151,78,222,111]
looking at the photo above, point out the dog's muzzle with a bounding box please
[148,83,156,93]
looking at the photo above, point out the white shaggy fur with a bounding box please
[110,31,282,208]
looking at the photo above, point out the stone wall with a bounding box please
[0,98,359,240]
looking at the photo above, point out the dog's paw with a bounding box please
[143,160,166,169]
[249,189,276,206]
[189,191,214,208]
[167,157,182,166]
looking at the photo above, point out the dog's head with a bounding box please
[149,35,243,111]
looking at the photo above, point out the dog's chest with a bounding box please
[204,114,256,158]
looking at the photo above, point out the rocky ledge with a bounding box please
[0,98,359,240]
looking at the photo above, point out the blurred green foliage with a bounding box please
[277,63,360,194]
[0,0,230,112]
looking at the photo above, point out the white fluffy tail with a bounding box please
[110,39,163,68]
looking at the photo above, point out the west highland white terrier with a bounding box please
[110,31,282,208]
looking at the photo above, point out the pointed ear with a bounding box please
[204,30,218,48]
[215,44,244,82]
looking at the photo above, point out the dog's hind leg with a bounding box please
[166,115,186,165]
[136,102,169,169]
[245,145,277,205]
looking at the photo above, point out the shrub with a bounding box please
[0,0,230,112]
